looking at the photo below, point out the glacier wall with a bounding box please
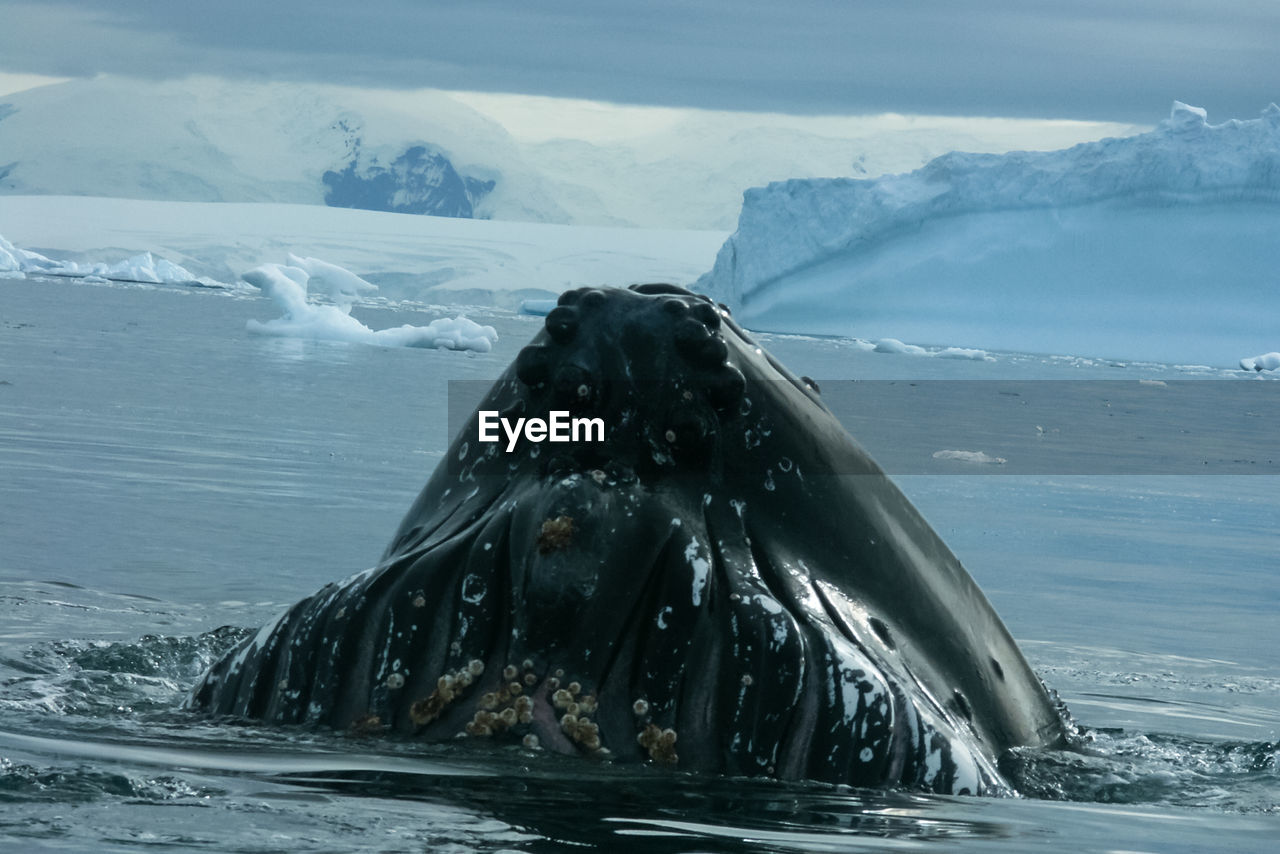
[697,103,1280,366]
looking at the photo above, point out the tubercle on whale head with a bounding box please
[520,284,744,479]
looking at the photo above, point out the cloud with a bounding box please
[0,0,1277,121]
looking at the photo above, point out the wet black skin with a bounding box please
[190,284,1068,794]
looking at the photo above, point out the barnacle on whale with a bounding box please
[536,515,574,553]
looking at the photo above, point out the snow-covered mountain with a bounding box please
[323,142,494,218]
[0,76,569,223]
[697,102,1280,366]
[0,76,1134,229]
[517,112,1143,230]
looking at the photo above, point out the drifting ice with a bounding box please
[1240,352,1280,372]
[1,233,206,285]
[243,257,499,353]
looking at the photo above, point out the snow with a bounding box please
[697,102,1280,368]
[0,76,1136,230]
[506,107,1139,230]
[243,258,498,353]
[0,76,569,225]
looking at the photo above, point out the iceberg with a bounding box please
[0,232,212,285]
[697,103,1280,367]
[1240,352,1280,372]
[1,233,58,277]
[518,298,558,316]
[243,257,499,353]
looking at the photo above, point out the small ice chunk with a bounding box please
[1240,352,1280,372]
[936,347,993,361]
[519,299,558,316]
[932,449,1007,465]
[873,338,927,355]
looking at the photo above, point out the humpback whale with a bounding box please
[190,284,1068,795]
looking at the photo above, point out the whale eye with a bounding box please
[576,383,590,399]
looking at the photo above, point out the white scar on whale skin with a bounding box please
[223,609,288,679]
[684,536,711,606]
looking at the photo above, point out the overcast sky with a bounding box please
[1,0,1277,122]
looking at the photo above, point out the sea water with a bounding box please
[1,277,1276,852]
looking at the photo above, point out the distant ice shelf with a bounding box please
[0,196,727,309]
[697,102,1280,368]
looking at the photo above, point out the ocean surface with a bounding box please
[1,276,1277,852]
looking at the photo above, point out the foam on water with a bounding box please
[0,616,1274,851]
